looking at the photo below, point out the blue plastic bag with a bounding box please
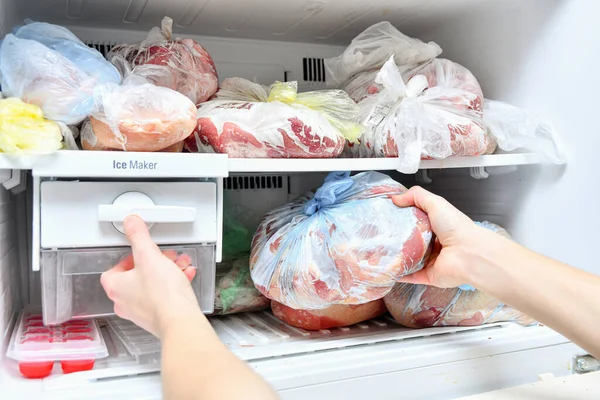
[13,20,121,84]
[249,171,433,310]
[0,21,120,125]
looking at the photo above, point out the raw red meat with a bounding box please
[250,171,432,309]
[384,284,533,328]
[109,17,218,105]
[185,78,361,158]
[271,300,386,331]
[384,222,534,327]
[348,58,492,172]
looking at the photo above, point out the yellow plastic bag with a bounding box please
[268,81,364,143]
[0,98,63,153]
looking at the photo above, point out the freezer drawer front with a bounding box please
[40,181,217,248]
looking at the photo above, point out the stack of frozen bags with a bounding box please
[248,171,533,330]
[0,17,219,154]
[324,22,565,172]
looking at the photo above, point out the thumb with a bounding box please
[123,215,161,263]
[397,269,433,286]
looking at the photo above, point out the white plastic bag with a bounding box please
[0,22,120,125]
[484,100,566,163]
[88,76,197,152]
[324,21,442,89]
[351,57,489,173]
[109,17,218,106]
[186,78,363,158]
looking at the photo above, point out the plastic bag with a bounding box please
[109,17,218,106]
[185,78,364,158]
[0,97,62,153]
[13,20,121,85]
[250,171,432,310]
[80,119,184,153]
[324,21,442,89]
[384,221,534,327]
[271,299,386,331]
[350,57,489,173]
[222,205,253,260]
[484,100,566,164]
[212,257,271,316]
[86,76,197,151]
[0,22,120,125]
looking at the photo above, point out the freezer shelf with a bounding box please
[101,311,508,368]
[0,151,540,176]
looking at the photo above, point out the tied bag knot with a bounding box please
[303,171,354,216]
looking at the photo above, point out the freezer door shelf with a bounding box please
[3,315,578,400]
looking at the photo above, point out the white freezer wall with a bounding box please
[0,185,22,347]
[412,0,600,274]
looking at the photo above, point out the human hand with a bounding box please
[391,186,507,288]
[100,215,203,338]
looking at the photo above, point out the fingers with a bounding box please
[175,254,192,269]
[100,263,131,299]
[123,215,162,263]
[392,186,439,213]
[397,269,432,285]
[114,254,135,271]
[183,266,196,282]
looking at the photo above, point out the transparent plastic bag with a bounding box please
[13,20,121,85]
[0,97,63,153]
[324,21,442,89]
[87,76,197,152]
[212,257,271,316]
[0,23,120,125]
[384,221,535,327]
[250,171,432,310]
[352,57,488,173]
[484,100,567,164]
[271,299,386,331]
[108,17,218,106]
[186,78,363,158]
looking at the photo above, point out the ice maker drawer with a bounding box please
[41,244,216,326]
[40,181,217,248]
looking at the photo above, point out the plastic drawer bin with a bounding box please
[41,244,216,326]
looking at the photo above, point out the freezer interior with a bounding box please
[0,0,597,398]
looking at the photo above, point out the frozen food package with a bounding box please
[222,202,253,260]
[0,23,120,125]
[0,97,62,153]
[271,299,386,331]
[484,99,567,163]
[12,20,121,85]
[81,120,184,153]
[86,76,197,151]
[250,171,432,310]
[349,57,489,173]
[384,283,534,328]
[109,16,218,106]
[384,221,535,327]
[213,257,271,315]
[324,21,442,89]
[185,78,363,158]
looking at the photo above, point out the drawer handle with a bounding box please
[97,191,196,224]
[98,204,196,223]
